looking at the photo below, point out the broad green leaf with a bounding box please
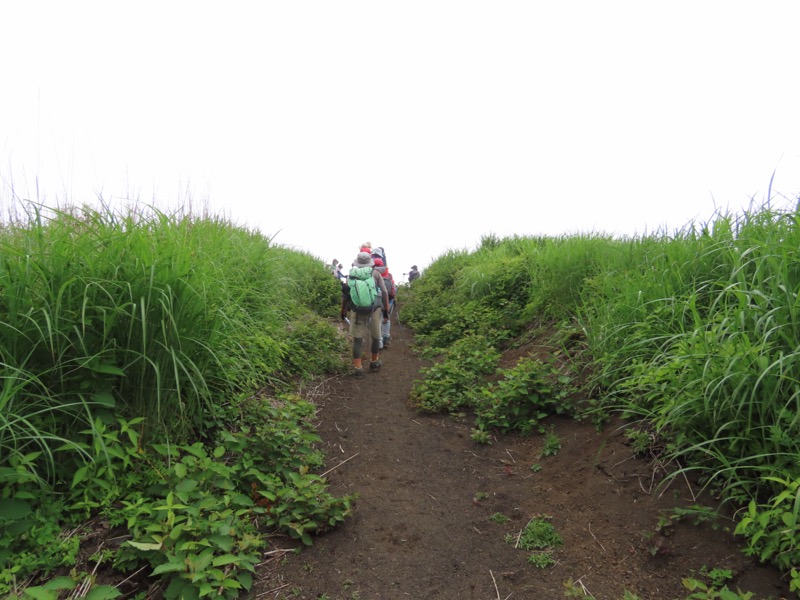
[165,578,195,600]
[169,524,185,540]
[84,586,123,600]
[0,498,32,521]
[94,363,125,375]
[127,540,163,551]
[187,549,214,572]
[42,577,77,591]
[72,465,90,487]
[208,534,235,552]
[198,583,214,597]
[211,554,240,567]
[0,467,21,479]
[175,476,197,493]
[6,517,34,536]
[91,391,118,406]
[238,572,253,590]
[21,587,56,600]
[152,561,187,575]
[231,493,254,507]
[184,443,207,458]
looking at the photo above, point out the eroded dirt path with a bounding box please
[252,321,791,600]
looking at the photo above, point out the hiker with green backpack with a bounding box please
[340,251,391,376]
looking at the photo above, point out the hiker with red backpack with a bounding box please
[368,247,396,348]
[340,251,390,377]
[371,253,396,349]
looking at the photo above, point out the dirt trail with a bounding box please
[253,321,792,600]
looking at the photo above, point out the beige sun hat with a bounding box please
[353,252,374,267]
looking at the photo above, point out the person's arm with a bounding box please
[374,271,390,318]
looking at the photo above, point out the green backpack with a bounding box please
[347,267,379,314]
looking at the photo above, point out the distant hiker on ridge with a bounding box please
[408,265,420,282]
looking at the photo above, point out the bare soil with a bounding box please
[252,322,793,600]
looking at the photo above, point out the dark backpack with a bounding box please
[373,265,396,300]
[347,266,379,314]
[383,273,396,299]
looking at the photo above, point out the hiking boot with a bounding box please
[369,360,382,371]
[353,367,364,377]
[382,337,391,348]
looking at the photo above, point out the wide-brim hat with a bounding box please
[353,252,374,267]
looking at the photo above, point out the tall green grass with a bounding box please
[400,199,800,576]
[579,207,800,492]
[0,202,344,490]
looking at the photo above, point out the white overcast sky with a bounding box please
[2,2,799,281]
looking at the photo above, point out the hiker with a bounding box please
[335,263,346,280]
[371,246,388,268]
[370,246,394,348]
[372,257,396,348]
[340,251,390,376]
[330,259,340,277]
[408,265,420,282]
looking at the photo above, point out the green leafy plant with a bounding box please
[527,552,556,568]
[681,577,754,599]
[470,428,493,444]
[473,358,573,438]
[505,515,563,568]
[68,416,150,518]
[115,426,353,599]
[624,427,656,457]
[734,476,800,572]
[114,443,268,598]
[0,499,81,595]
[539,428,561,458]
[698,566,733,589]
[410,334,500,413]
[489,512,509,524]
[12,576,121,600]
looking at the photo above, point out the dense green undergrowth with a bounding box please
[4,198,800,599]
[0,203,351,598]
[399,202,800,595]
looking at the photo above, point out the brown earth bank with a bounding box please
[251,321,794,600]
